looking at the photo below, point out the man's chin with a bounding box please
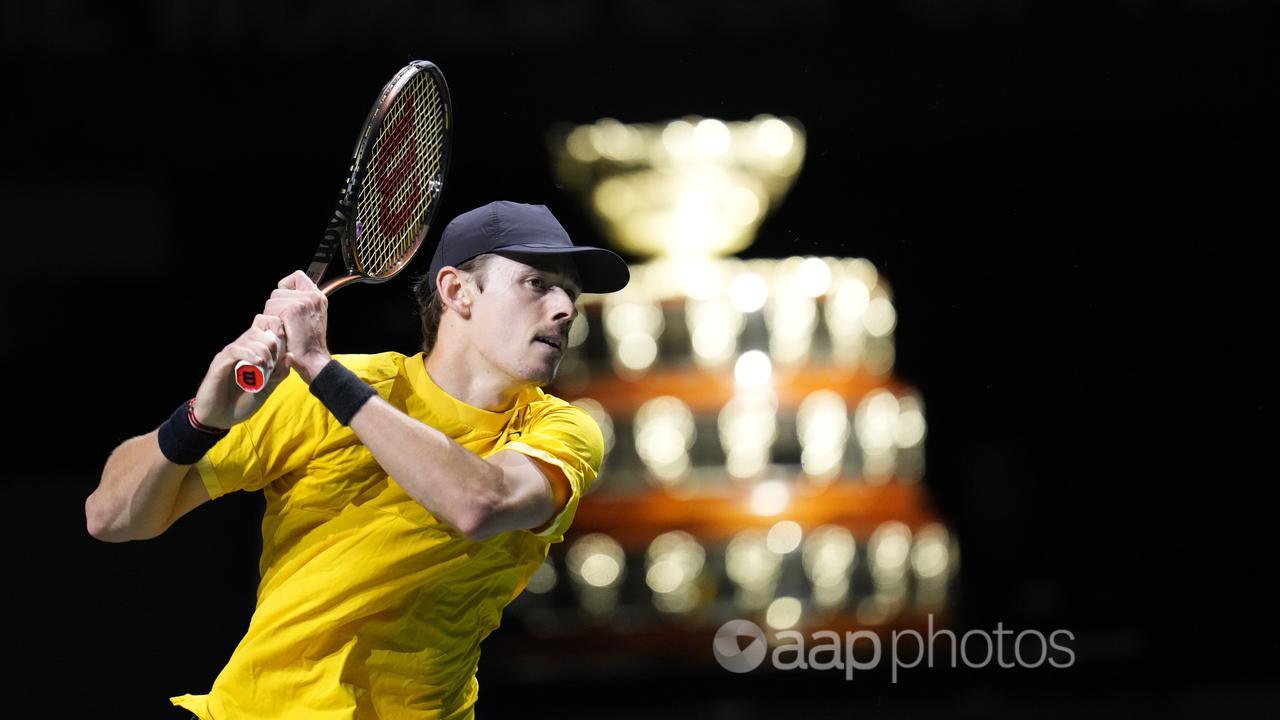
[534,366,559,387]
[519,361,559,388]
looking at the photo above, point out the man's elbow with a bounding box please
[85,493,126,543]
[455,494,557,542]
[450,462,556,542]
[87,457,136,542]
[459,525,497,543]
[454,501,502,542]
[454,484,530,542]
[84,492,158,543]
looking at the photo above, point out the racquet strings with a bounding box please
[351,70,448,278]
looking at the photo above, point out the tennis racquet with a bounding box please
[236,60,452,392]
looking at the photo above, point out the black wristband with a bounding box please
[157,399,228,465]
[309,359,378,425]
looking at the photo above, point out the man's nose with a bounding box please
[549,287,578,322]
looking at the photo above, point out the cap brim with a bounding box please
[496,244,630,294]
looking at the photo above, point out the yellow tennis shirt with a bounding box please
[170,351,602,719]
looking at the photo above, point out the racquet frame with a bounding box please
[308,59,452,295]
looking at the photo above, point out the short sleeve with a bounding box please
[502,404,604,543]
[194,370,332,499]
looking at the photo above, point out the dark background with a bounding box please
[2,0,1274,716]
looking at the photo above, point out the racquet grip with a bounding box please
[234,330,285,393]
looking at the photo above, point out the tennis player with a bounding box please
[86,201,629,719]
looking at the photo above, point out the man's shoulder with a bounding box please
[523,388,578,416]
[520,391,599,432]
[515,391,606,468]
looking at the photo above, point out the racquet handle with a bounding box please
[234,330,285,393]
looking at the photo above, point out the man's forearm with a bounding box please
[87,432,189,542]
[348,397,510,538]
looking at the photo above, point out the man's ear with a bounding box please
[437,267,473,318]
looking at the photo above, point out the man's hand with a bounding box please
[265,270,333,384]
[189,270,331,430]
[192,313,289,430]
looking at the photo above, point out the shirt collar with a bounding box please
[404,352,541,433]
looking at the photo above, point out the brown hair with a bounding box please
[413,254,494,354]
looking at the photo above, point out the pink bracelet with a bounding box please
[186,399,229,435]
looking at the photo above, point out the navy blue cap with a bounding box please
[427,201,629,294]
